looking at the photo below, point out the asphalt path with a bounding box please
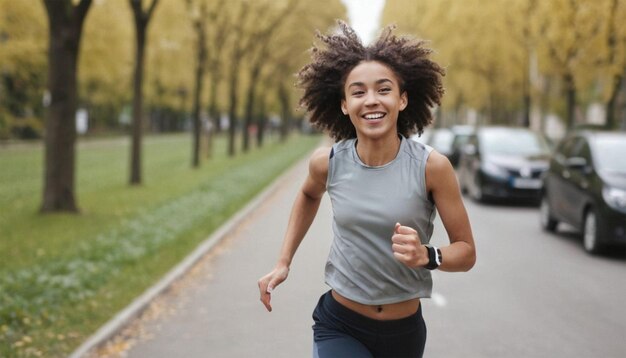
[93,153,626,358]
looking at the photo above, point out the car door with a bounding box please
[547,137,576,222]
[563,138,594,228]
[559,137,589,226]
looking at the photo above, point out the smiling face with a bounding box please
[341,61,408,141]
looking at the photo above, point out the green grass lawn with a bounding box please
[0,132,322,357]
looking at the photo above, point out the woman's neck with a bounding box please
[355,134,402,166]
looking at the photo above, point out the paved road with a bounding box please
[96,155,626,358]
[427,197,626,358]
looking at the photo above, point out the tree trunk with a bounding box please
[564,73,576,130]
[278,82,291,142]
[40,0,92,213]
[227,58,240,156]
[129,0,159,185]
[488,89,496,125]
[191,16,207,168]
[606,74,623,130]
[257,98,267,147]
[522,64,531,127]
[204,72,219,159]
[207,68,221,131]
[130,20,145,184]
[242,64,262,152]
[621,67,626,130]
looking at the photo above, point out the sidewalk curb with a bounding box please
[68,153,310,358]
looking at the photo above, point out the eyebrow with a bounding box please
[347,78,394,88]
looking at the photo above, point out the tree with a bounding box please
[224,1,252,157]
[40,0,92,213]
[79,0,133,132]
[205,0,232,134]
[143,0,195,134]
[241,0,299,152]
[245,0,345,145]
[383,0,619,132]
[507,0,539,127]
[129,0,159,185]
[602,0,626,129]
[186,0,227,166]
[187,0,207,168]
[0,0,47,139]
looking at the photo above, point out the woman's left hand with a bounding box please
[391,223,429,268]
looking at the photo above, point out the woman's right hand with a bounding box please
[257,265,289,312]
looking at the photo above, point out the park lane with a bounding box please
[115,154,333,358]
[96,155,626,358]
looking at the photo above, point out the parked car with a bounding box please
[425,125,474,167]
[540,130,626,254]
[458,126,551,203]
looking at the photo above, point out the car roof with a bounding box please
[578,130,626,137]
[567,130,626,142]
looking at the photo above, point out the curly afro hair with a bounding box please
[297,20,445,141]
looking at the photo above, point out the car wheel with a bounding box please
[540,196,558,232]
[583,208,603,254]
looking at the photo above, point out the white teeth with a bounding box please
[364,113,384,120]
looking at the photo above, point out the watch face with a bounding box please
[435,248,442,266]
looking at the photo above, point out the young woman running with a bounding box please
[258,21,476,358]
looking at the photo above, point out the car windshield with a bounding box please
[481,130,550,156]
[453,134,472,148]
[430,130,454,151]
[594,137,626,173]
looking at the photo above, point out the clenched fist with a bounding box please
[391,223,429,268]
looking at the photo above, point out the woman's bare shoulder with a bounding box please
[425,149,456,191]
[308,146,332,183]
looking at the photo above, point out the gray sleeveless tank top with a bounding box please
[325,136,436,305]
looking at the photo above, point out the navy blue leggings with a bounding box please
[312,291,427,358]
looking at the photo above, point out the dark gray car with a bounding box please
[540,130,626,254]
[458,126,551,204]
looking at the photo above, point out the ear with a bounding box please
[341,99,348,115]
[399,91,408,111]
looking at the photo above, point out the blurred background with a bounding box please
[385,0,626,136]
[3,0,625,143]
[1,0,625,357]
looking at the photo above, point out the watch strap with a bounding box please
[424,245,440,270]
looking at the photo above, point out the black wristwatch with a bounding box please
[424,245,442,270]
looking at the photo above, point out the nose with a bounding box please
[364,90,379,106]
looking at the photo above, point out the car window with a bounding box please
[570,139,591,161]
[554,136,579,164]
[593,137,626,173]
[556,138,575,156]
[480,130,551,156]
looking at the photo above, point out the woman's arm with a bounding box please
[426,151,476,272]
[258,146,330,311]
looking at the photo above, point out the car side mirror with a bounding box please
[565,157,589,172]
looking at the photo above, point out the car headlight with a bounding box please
[481,161,509,180]
[602,186,626,210]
